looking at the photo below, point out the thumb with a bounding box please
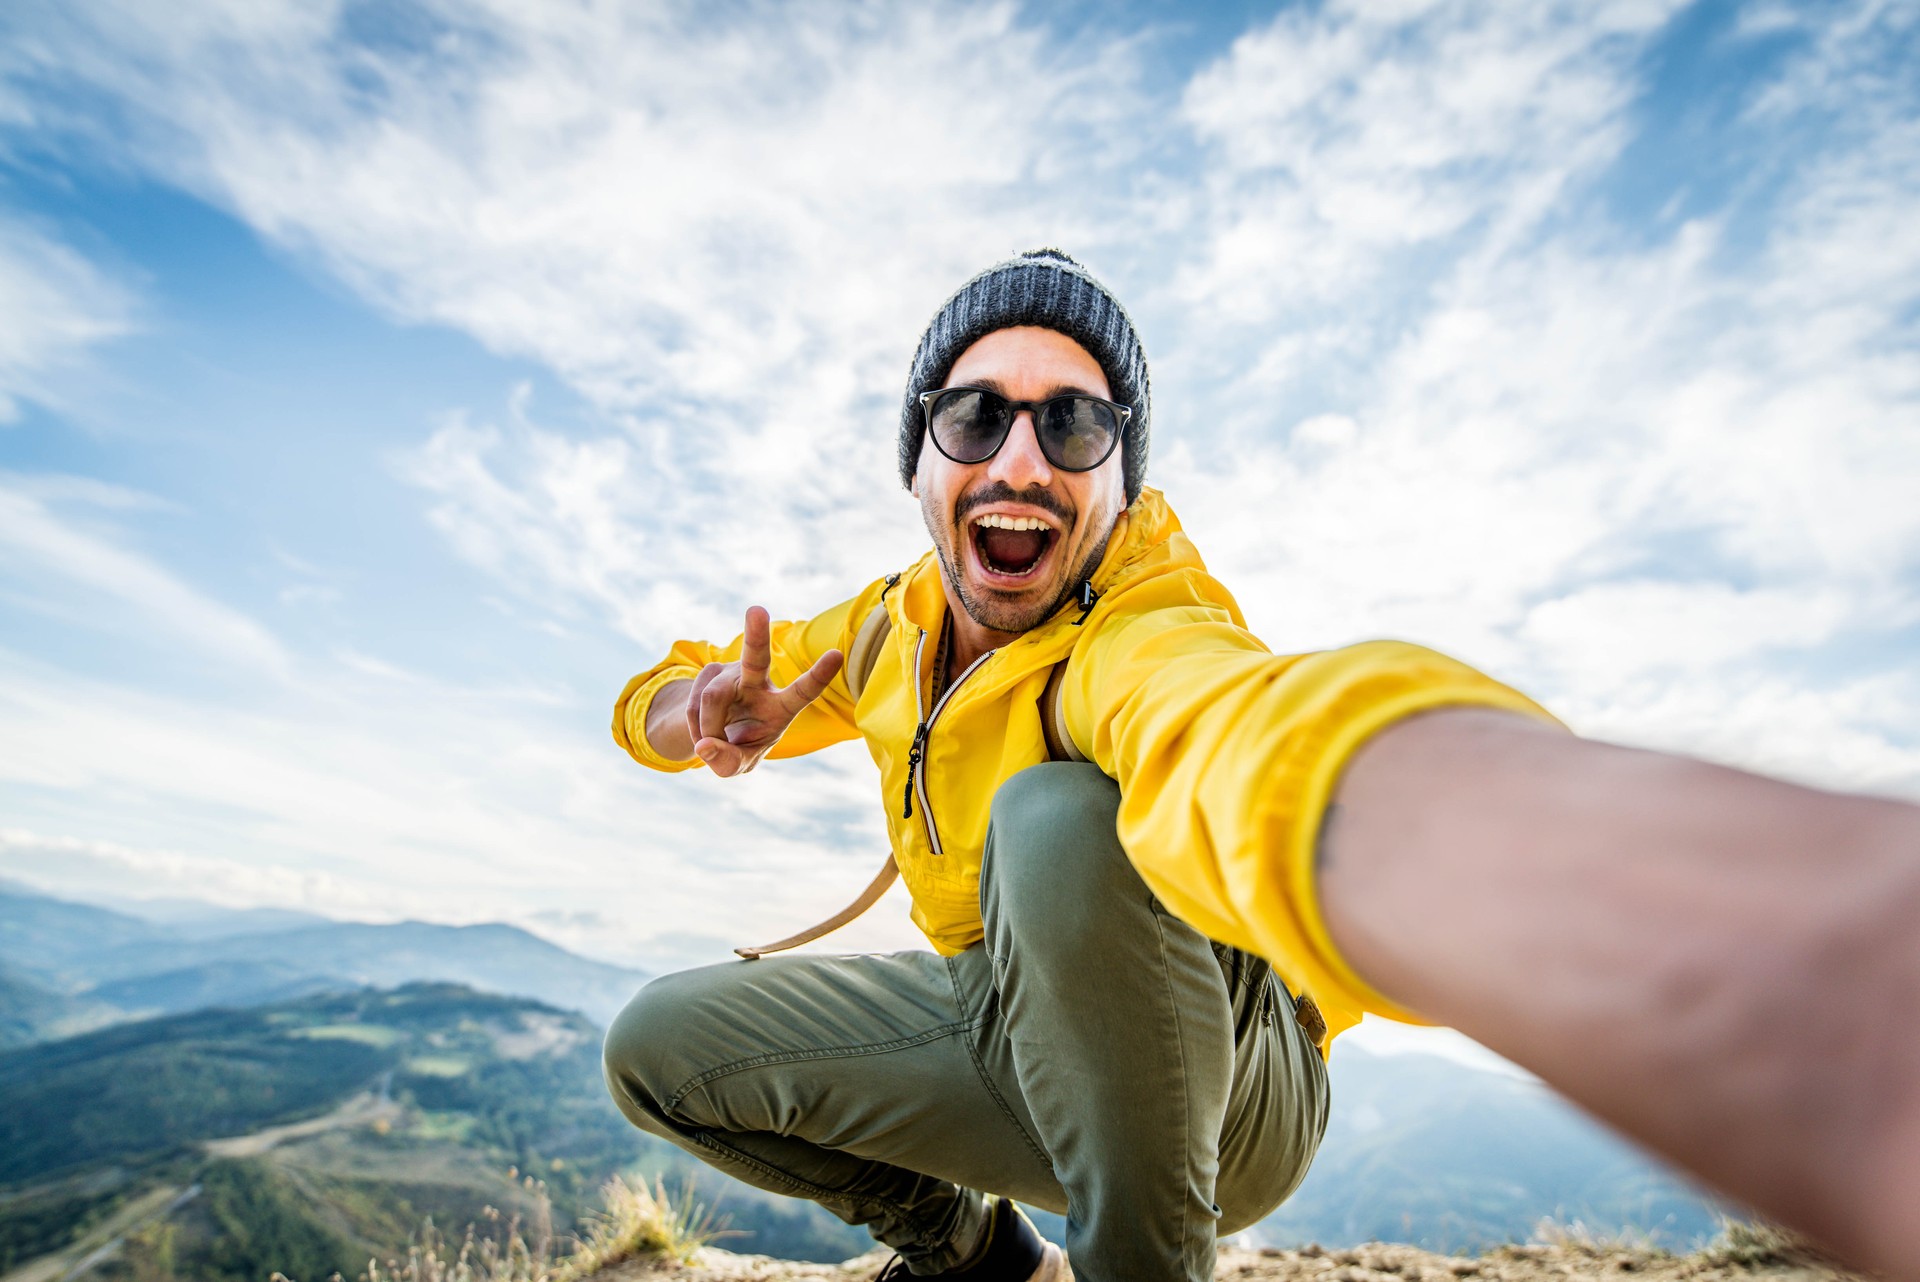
[781,648,845,710]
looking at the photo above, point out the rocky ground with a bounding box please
[592,1231,1868,1282]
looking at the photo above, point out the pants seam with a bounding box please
[946,953,1055,1173]
[688,1130,945,1244]
[1153,907,1198,1276]
[664,1021,973,1114]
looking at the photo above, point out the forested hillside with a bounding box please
[0,983,866,1282]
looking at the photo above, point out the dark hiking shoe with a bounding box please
[873,1196,1071,1280]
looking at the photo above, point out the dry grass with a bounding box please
[313,1174,724,1282]
[1695,1217,1841,1270]
[555,1175,732,1278]
[1529,1218,1668,1254]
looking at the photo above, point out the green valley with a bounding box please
[0,982,868,1282]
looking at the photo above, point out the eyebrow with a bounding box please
[962,376,1106,401]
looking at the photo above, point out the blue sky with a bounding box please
[0,1,1916,1062]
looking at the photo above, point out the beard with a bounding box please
[922,480,1118,636]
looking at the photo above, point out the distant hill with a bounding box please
[0,885,649,1029]
[1253,1045,1728,1252]
[0,885,1732,1261]
[86,959,343,1015]
[79,894,335,940]
[0,958,119,1048]
[0,982,868,1282]
[0,887,172,991]
[0,961,74,1049]
[84,920,650,1025]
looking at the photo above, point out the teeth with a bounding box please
[973,513,1052,532]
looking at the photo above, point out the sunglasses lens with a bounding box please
[926,389,1122,471]
[929,389,1010,463]
[1038,397,1121,471]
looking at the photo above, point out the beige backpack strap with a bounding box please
[735,856,898,960]
[843,599,894,704]
[1039,659,1088,763]
[738,580,900,961]
[738,578,1094,962]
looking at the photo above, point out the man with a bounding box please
[605,251,1920,1281]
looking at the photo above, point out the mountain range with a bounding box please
[0,881,649,1035]
[0,880,1735,1276]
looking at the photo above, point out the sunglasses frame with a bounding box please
[919,386,1131,473]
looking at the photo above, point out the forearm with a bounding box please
[1320,708,1920,1278]
[642,678,696,763]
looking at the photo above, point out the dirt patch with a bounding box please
[590,1236,1867,1282]
[202,1090,401,1158]
[490,1011,588,1061]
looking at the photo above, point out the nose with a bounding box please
[986,410,1054,490]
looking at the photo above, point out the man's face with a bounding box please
[915,326,1128,637]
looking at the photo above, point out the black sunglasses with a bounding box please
[919,386,1130,473]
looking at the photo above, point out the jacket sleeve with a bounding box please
[612,587,875,773]
[1065,567,1561,1039]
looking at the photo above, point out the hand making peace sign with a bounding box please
[685,605,845,778]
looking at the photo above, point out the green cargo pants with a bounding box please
[602,763,1329,1281]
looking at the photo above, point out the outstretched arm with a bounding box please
[1320,708,1920,1280]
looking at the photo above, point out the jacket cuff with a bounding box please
[612,665,705,773]
[1289,677,1565,1028]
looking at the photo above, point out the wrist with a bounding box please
[646,678,697,762]
[617,671,701,770]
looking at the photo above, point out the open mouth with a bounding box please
[969,512,1059,585]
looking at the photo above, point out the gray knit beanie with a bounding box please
[899,248,1150,503]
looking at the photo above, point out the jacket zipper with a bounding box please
[900,627,994,855]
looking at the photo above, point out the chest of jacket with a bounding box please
[855,618,1074,954]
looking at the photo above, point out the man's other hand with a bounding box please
[678,606,844,777]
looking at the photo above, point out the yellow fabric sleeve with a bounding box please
[1070,574,1560,1040]
[611,665,705,772]
[612,591,870,772]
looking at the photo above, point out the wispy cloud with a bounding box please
[1172,1,1681,338]
[0,474,291,676]
[1,0,1173,647]
[0,213,137,421]
[1154,1,1920,797]
[0,647,913,969]
[0,0,1915,997]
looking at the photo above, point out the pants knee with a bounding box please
[602,971,707,1135]
[983,762,1131,938]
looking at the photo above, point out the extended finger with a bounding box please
[697,665,738,743]
[739,606,772,691]
[685,663,722,747]
[780,648,845,712]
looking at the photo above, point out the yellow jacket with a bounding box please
[614,488,1555,1047]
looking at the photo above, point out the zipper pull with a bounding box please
[903,722,928,818]
[1073,579,1099,625]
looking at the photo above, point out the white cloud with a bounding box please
[0,827,394,921]
[0,474,292,676]
[1,0,1176,643]
[0,645,919,969]
[395,385,931,649]
[1170,1,1683,340]
[0,213,137,421]
[1520,580,1860,685]
[1155,1,1920,799]
[1,0,1916,975]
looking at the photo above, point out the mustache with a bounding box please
[954,483,1072,527]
